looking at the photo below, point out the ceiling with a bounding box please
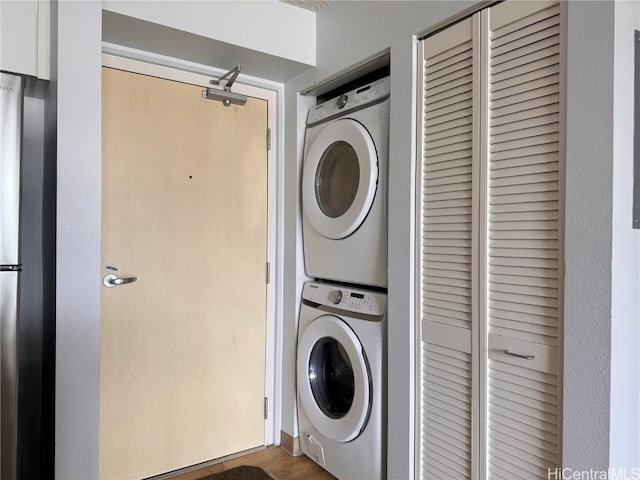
[280,0,331,12]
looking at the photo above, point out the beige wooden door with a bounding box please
[100,67,268,480]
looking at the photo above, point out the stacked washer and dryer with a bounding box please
[297,77,390,480]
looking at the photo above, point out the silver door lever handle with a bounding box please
[504,349,535,360]
[103,273,138,288]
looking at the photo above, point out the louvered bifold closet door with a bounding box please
[486,2,563,478]
[419,16,478,480]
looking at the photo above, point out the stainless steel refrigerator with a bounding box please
[0,71,23,480]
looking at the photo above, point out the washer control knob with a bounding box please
[336,95,348,109]
[327,290,342,305]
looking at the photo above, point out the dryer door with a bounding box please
[302,119,378,240]
[297,315,371,443]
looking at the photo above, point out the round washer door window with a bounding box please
[308,336,355,419]
[297,315,371,443]
[303,119,378,240]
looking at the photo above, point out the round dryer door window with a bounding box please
[297,315,371,443]
[303,119,378,239]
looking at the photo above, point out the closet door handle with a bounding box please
[504,350,535,360]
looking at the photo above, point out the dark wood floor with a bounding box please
[170,446,336,480]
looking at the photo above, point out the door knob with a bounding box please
[103,273,137,288]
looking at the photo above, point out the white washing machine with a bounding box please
[297,281,386,480]
[302,77,389,288]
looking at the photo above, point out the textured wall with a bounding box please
[313,0,618,476]
[563,1,614,470]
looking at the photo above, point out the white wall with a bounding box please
[102,0,316,67]
[610,0,640,470]
[282,71,315,439]
[55,1,102,478]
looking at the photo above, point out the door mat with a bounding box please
[198,466,274,480]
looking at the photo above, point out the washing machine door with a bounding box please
[302,119,378,240]
[297,314,371,443]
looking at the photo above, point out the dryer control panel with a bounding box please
[306,77,390,126]
[303,282,386,317]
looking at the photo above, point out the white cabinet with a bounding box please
[418,1,564,478]
[1,0,50,81]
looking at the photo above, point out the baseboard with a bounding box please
[280,430,303,456]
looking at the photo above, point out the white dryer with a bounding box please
[302,77,390,288]
[297,281,386,480]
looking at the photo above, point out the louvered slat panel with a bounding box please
[423,34,473,331]
[491,272,558,287]
[491,113,559,137]
[491,123,559,146]
[422,342,472,480]
[424,68,473,99]
[427,73,473,101]
[425,57,473,86]
[492,161,559,178]
[490,323,557,346]
[425,104,472,127]
[491,103,559,128]
[490,307,556,328]
[491,3,560,43]
[491,53,558,83]
[491,39,560,73]
[490,409,557,444]
[426,115,473,136]
[490,24,559,59]
[491,93,559,122]
[420,18,475,479]
[488,358,560,460]
[487,2,561,478]
[488,1,561,342]
[424,161,472,180]
[425,164,472,181]
[426,90,474,115]
[426,123,473,143]
[491,63,559,94]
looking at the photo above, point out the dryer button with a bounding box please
[336,94,348,109]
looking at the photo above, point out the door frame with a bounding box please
[101,50,283,447]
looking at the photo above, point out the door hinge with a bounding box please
[264,397,269,419]
[266,262,270,284]
[266,128,272,151]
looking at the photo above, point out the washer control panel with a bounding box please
[303,282,386,316]
[307,77,390,125]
